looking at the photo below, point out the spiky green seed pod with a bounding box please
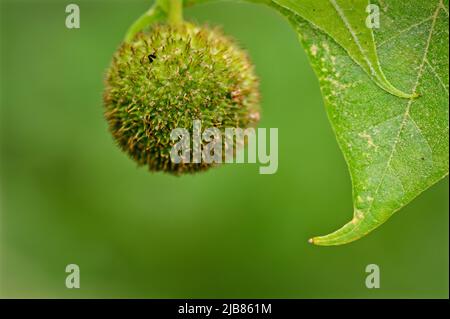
[103,23,260,174]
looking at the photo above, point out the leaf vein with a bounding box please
[328,0,379,80]
[440,1,449,16]
[425,58,449,96]
[364,0,441,222]
[377,16,433,48]
[408,113,433,157]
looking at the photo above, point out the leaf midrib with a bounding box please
[328,0,380,83]
[356,0,444,227]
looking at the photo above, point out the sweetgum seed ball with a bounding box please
[103,23,260,174]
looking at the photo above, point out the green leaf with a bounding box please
[276,0,449,245]
[127,0,449,245]
[272,0,416,98]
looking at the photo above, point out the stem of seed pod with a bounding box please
[168,0,183,25]
[124,5,165,42]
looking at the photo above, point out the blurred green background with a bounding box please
[0,0,448,298]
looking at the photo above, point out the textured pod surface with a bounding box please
[103,23,260,174]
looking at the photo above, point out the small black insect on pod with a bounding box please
[148,53,157,63]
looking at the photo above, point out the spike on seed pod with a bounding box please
[103,22,260,174]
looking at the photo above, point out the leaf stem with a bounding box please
[168,0,184,25]
[124,0,187,42]
[124,5,165,42]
